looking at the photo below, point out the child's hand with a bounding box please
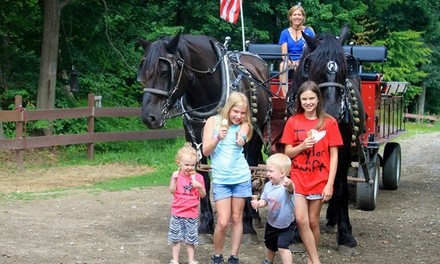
[217,126,228,140]
[190,174,204,190]
[172,171,179,180]
[235,132,246,146]
[321,184,333,202]
[251,199,259,209]
[283,177,295,193]
[303,136,316,149]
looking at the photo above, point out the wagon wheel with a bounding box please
[356,158,380,211]
[382,142,401,190]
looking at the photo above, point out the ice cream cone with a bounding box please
[251,194,259,212]
[221,118,229,128]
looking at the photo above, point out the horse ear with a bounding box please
[138,38,151,50]
[303,32,317,51]
[339,24,350,44]
[165,32,182,54]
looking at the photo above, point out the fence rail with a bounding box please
[0,94,184,169]
[404,113,438,123]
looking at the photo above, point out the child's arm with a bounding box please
[237,123,250,144]
[202,116,223,156]
[168,171,179,194]
[283,177,295,194]
[191,174,206,198]
[322,146,338,202]
[251,198,268,209]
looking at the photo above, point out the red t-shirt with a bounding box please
[170,172,205,218]
[281,113,343,195]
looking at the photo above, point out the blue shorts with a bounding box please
[212,179,252,202]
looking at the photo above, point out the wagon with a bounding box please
[248,43,408,211]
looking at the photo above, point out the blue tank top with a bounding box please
[211,117,251,185]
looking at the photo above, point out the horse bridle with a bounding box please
[301,54,349,122]
[142,54,186,118]
[142,49,226,121]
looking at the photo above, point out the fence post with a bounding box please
[87,94,95,160]
[15,95,24,170]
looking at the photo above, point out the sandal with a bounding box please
[169,261,179,264]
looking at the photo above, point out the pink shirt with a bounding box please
[170,172,205,218]
[281,113,342,195]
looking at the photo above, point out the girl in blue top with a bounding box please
[279,3,315,96]
[202,91,252,264]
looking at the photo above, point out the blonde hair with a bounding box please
[175,142,197,163]
[266,153,291,175]
[288,4,306,26]
[219,91,253,140]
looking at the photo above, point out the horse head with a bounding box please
[137,33,188,129]
[138,33,224,129]
[288,25,352,122]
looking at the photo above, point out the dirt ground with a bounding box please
[0,132,439,264]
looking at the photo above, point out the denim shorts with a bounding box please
[212,179,252,202]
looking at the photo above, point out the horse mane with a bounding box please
[141,37,171,80]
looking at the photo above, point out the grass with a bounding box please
[1,119,439,201]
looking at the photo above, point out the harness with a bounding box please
[140,40,272,159]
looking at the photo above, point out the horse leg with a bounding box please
[240,136,262,245]
[197,160,214,244]
[335,143,358,253]
[241,198,259,245]
[325,191,338,233]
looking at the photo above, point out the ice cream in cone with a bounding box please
[221,118,229,128]
[251,194,259,211]
[186,168,196,181]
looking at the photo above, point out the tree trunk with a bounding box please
[36,0,71,111]
[36,0,70,135]
[37,0,60,111]
[418,82,426,123]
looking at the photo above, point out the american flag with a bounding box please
[220,0,241,24]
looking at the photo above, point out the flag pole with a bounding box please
[240,0,245,51]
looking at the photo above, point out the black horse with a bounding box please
[137,33,271,244]
[287,25,364,251]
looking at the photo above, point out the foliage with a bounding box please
[373,31,431,104]
[1,0,440,138]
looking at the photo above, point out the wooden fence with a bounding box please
[0,94,184,169]
[404,113,438,123]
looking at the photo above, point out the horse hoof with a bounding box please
[241,233,258,245]
[198,233,213,245]
[322,225,336,234]
[337,245,357,256]
[253,218,264,228]
[290,243,306,253]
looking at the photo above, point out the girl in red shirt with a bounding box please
[281,81,342,264]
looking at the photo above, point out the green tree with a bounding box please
[374,31,431,104]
